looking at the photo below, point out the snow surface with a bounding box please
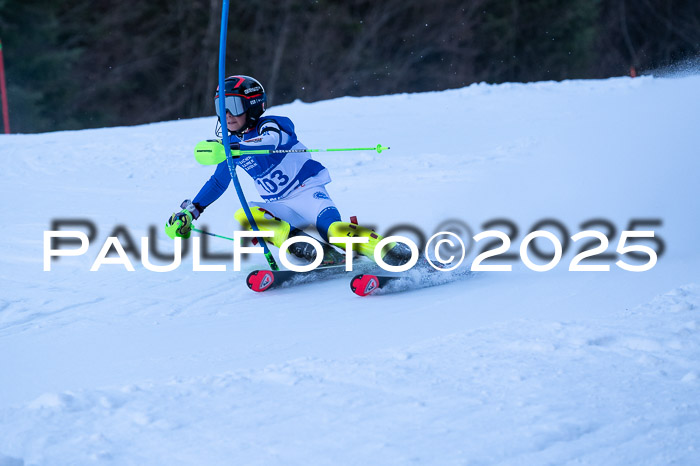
[1,75,700,465]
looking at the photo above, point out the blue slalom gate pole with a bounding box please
[218,1,279,271]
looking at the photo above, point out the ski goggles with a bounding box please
[214,95,246,117]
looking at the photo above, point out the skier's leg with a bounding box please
[264,187,345,265]
[315,207,342,242]
[326,222,411,265]
[234,206,291,248]
[271,186,338,239]
[235,200,343,265]
[291,188,412,266]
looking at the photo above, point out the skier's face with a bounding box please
[226,111,246,132]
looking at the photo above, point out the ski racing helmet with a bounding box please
[214,75,267,133]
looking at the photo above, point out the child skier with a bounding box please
[165,75,408,267]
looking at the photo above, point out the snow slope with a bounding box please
[1,75,699,465]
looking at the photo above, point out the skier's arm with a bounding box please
[165,159,231,239]
[191,161,232,212]
[186,121,284,215]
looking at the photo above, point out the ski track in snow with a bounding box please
[1,285,699,465]
[1,75,699,464]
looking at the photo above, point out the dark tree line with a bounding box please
[0,0,698,133]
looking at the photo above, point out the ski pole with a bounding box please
[192,227,234,242]
[193,227,270,253]
[217,0,278,271]
[195,142,390,165]
[192,225,278,252]
[232,144,390,156]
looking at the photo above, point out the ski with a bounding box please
[349,274,398,296]
[247,260,377,292]
[350,267,473,297]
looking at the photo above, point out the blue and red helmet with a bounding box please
[214,75,267,132]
